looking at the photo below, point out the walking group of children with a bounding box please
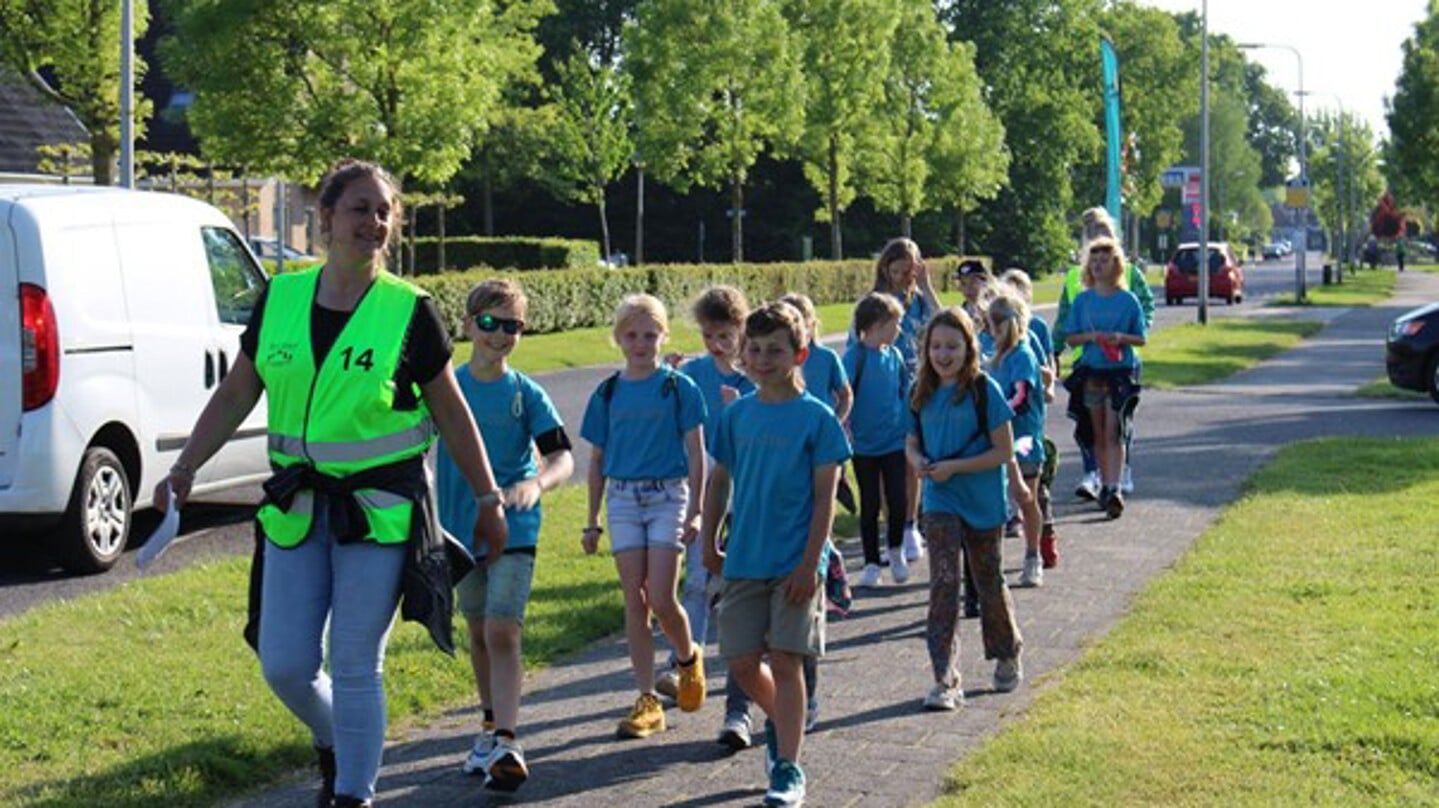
[428,225,1148,807]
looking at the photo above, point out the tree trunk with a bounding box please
[635,167,645,266]
[900,213,912,239]
[438,204,447,270]
[954,209,965,255]
[598,191,612,265]
[482,160,495,236]
[829,135,842,260]
[90,133,115,187]
[731,173,744,263]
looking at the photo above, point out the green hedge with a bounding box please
[410,236,601,272]
[413,256,977,337]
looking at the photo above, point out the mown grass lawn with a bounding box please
[0,485,625,808]
[1066,318,1323,390]
[933,437,1439,808]
[1355,376,1433,403]
[1270,267,1396,307]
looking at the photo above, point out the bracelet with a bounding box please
[582,526,604,536]
[475,489,504,509]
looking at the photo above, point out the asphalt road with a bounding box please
[0,252,1344,619]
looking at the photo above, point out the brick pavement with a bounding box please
[229,271,1439,808]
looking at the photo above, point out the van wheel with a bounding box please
[58,447,131,574]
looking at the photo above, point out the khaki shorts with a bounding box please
[1083,377,1111,409]
[717,576,825,660]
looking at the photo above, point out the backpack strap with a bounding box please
[851,346,867,392]
[600,368,684,440]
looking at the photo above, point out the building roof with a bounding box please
[0,69,89,174]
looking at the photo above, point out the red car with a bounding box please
[1165,242,1245,305]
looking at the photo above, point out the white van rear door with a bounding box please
[114,217,231,488]
[0,203,19,488]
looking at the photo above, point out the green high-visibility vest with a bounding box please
[254,268,435,547]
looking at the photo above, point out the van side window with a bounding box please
[202,227,268,325]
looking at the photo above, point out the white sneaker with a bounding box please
[858,563,882,588]
[994,657,1023,693]
[462,729,494,775]
[1075,470,1101,501]
[890,551,910,584]
[923,683,963,711]
[1018,554,1043,588]
[1121,465,1135,494]
[718,713,752,751]
[902,524,925,561]
[482,737,529,792]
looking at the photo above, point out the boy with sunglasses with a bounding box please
[437,279,574,792]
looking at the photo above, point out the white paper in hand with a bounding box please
[1014,436,1035,457]
[136,485,181,570]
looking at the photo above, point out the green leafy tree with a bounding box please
[1183,91,1269,244]
[626,0,804,261]
[542,51,633,261]
[161,0,550,185]
[863,0,1005,241]
[784,0,897,258]
[922,37,1008,252]
[1309,110,1383,257]
[0,0,152,185]
[939,0,1105,272]
[1386,0,1439,211]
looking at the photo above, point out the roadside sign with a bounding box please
[1182,172,1202,205]
[1285,178,1309,209]
[1162,166,1197,188]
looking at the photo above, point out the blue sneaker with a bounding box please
[764,759,806,806]
[763,719,778,776]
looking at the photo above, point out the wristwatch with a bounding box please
[476,489,504,510]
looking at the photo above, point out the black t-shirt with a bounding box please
[240,282,454,405]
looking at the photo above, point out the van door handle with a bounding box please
[218,349,230,381]
[205,350,216,389]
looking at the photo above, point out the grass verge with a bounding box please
[1102,318,1323,389]
[1355,376,1430,401]
[1270,267,1396,307]
[934,436,1439,808]
[0,485,624,808]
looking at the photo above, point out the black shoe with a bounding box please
[1097,486,1113,511]
[963,597,980,619]
[1105,489,1125,520]
[333,797,371,808]
[315,746,336,808]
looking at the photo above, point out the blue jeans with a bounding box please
[681,537,714,645]
[258,506,405,802]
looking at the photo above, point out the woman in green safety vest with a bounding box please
[154,160,508,808]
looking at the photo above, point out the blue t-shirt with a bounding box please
[908,375,1015,530]
[846,291,933,374]
[1064,289,1146,370]
[800,343,849,412]
[712,392,852,579]
[437,367,564,556]
[979,330,995,364]
[1028,317,1054,363]
[580,368,706,480]
[679,354,754,438]
[842,342,908,456]
[992,343,1045,466]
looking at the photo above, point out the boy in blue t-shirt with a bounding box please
[437,279,574,792]
[843,293,911,587]
[702,303,851,808]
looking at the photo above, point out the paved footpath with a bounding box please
[231,271,1439,808]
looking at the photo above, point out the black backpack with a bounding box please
[598,366,685,439]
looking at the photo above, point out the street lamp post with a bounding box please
[1199,0,1210,324]
[1238,42,1306,303]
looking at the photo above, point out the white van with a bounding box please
[1,185,271,572]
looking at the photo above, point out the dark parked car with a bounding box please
[1261,242,1285,260]
[1386,302,1439,403]
[1165,242,1245,306]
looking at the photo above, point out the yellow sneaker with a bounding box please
[677,653,706,713]
[617,693,666,738]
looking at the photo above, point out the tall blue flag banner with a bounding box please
[1101,37,1123,224]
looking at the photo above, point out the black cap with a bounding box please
[956,259,989,277]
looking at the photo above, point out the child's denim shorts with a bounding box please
[606,478,688,553]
